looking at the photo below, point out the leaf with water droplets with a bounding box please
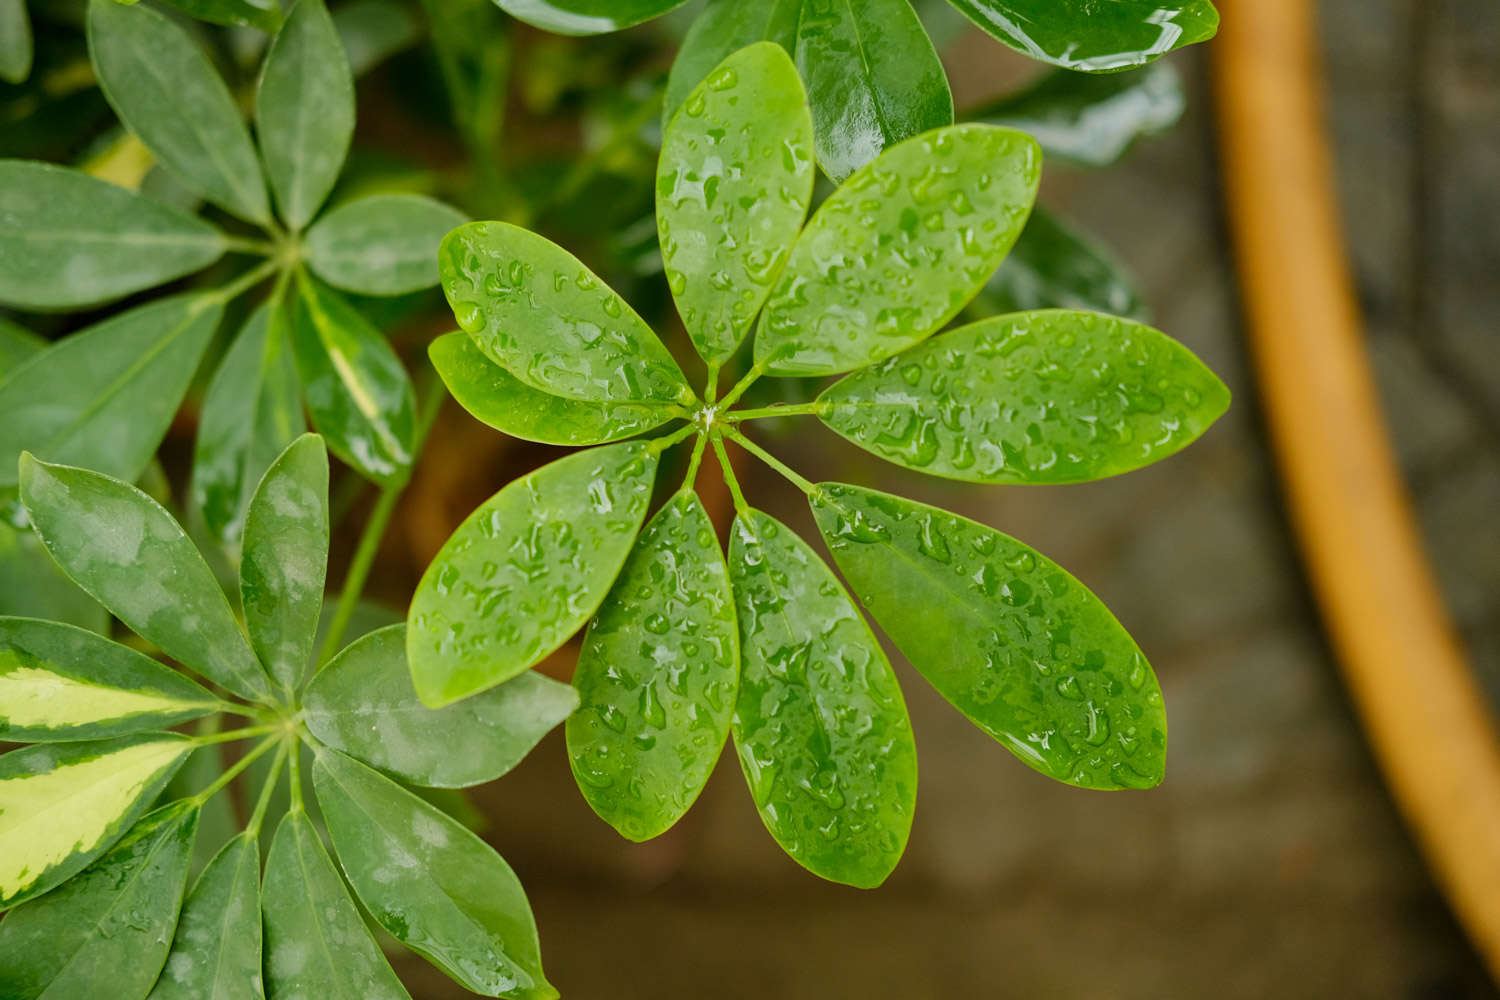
[811,483,1167,789]
[970,208,1147,320]
[305,624,578,788]
[147,831,263,1000]
[727,507,916,888]
[305,193,468,296]
[756,124,1040,377]
[569,491,738,841]
[657,42,814,366]
[818,310,1229,484]
[430,332,674,446]
[19,456,272,702]
[314,748,557,999]
[439,221,695,407]
[493,0,687,34]
[662,0,800,125]
[947,0,1218,73]
[408,442,659,708]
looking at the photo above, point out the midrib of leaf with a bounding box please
[205,837,255,998]
[836,0,895,146]
[15,231,223,248]
[300,282,404,460]
[289,821,348,990]
[0,744,183,853]
[288,18,317,227]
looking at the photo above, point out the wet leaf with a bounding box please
[756,124,1040,376]
[662,0,800,125]
[569,492,738,841]
[727,507,916,888]
[493,0,688,34]
[305,194,468,296]
[972,207,1146,320]
[157,0,282,32]
[408,442,659,708]
[947,0,1218,72]
[0,0,31,84]
[818,310,1229,484]
[147,832,264,1000]
[811,483,1168,788]
[305,624,578,788]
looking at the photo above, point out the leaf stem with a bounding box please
[646,423,698,456]
[189,736,278,807]
[680,432,709,492]
[723,401,828,423]
[222,236,277,256]
[717,361,766,410]
[288,737,305,814]
[710,432,750,517]
[722,427,816,496]
[204,258,279,306]
[193,723,279,746]
[246,741,289,836]
[704,364,721,404]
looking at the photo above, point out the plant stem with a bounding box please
[722,427,816,495]
[544,87,664,219]
[723,401,828,423]
[717,361,765,410]
[647,423,698,456]
[288,738,305,814]
[710,432,750,517]
[680,433,708,492]
[246,742,289,836]
[704,364,720,404]
[222,236,277,256]
[193,723,279,746]
[205,259,279,306]
[189,736,278,807]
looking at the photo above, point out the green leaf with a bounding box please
[191,297,305,547]
[493,0,688,34]
[657,43,813,367]
[0,734,192,908]
[0,294,223,490]
[755,124,1040,377]
[147,832,263,1000]
[568,492,737,841]
[662,0,800,126]
[256,0,353,229]
[408,441,659,708]
[818,310,1229,484]
[0,523,109,634]
[0,161,225,310]
[305,624,577,788]
[429,332,674,446]
[240,435,329,694]
[157,0,282,32]
[87,0,271,225]
[946,0,1218,72]
[290,270,417,486]
[304,193,468,296]
[19,456,272,702]
[0,617,217,742]
[727,508,916,888]
[439,222,695,407]
[313,748,556,999]
[972,207,1146,320]
[811,483,1168,788]
[262,811,411,1000]
[334,0,422,77]
[0,317,44,376]
[0,0,31,85]
[0,802,198,998]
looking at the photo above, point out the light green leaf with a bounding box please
[946,0,1218,72]
[256,0,353,229]
[429,331,673,446]
[439,222,695,407]
[972,207,1146,320]
[158,0,282,32]
[755,124,1040,376]
[0,0,31,85]
[305,193,468,296]
[408,441,659,708]
[314,748,556,999]
[0,523,109,633]
[811,483,1168,788]
[569,492,738,841]
[240,435,328,694]
[727,507,916,888]
[19,456,271,702]
[662,0,800,125]
[0,161,225,310]
[0,617,217,742]
[88,0,271,224]
[305,624,577,788]
[0,734,192,908]
[493,0,688,34]
[262,811,411,1000]
[817,310,1229,484]
[290,270,416,486]
[0,317,44,376]
[657,42,813,365]
[0,294,223,490]
[147,832,264,1000]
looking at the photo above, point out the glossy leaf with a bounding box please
[811,483,1168,788]
[756,124,1040,376]
[493,0,688,34]
[973,207,1146,320]
[0,294,222,490]
[158,0,282,32]
[335,0,422,76]
[429,332,674,446]
[305,193,468,296]
[314,748,556,999]
[946,0,1219,72]
[0,617,217,742]
[662,0,799,125]
[0,802,198,998]
[408,441,659,707]
[0,0,31,85]
[240,435,329,693]
[727,508,916,888]
[440,222,695,407]
[657,42,814,365]
[0,317,43,374]
[290,271,417,485]
[0,524,109,634]
[261,811,411,1000]
[569,491,738,841]
[88,0,271,224]
[818,311,1229,484]
[148,832,263,1000]
[19,456,272,702]
[0,161,224,309]
[0,734,191,908]
[305,624,578,788]
[256,0,354,229]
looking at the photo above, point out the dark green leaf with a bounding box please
[756,124,1040,376]
[0,523,109,633]
[408,441,659,707]
[148,832,263,1000]
[569,491,738,841]
[305,194,468,296]
[0,161,224,309]
[662,0,800,125]
[727,507,916,888]
[493,0,688,34]
[305,624,577,787]
[314,748,556,999]
[157,742,237,877]
[946,0,1218,71]
[0,0,31,84]
[972,207,1146,319]
[812,483,1168,788]
[158,0,282,32]
[0,317,43,375]
[334,0,422,77]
